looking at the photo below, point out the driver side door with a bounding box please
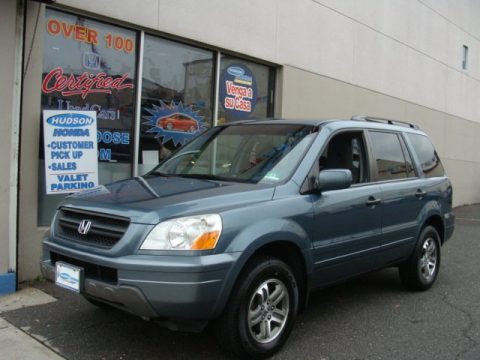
[308,130,383,288]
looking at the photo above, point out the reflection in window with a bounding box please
[407,133,445,178]
[138,35,214,175]
[399,136,417,178]
[369,131,408,181]
[154,124,314,183]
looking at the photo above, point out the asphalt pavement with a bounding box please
[2,205,480,359]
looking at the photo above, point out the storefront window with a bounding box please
[38,9,137,225]
[218,55,275,124]
[37,9,275,226]
[138,35,214,175]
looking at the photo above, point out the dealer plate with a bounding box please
[55,262,83,293]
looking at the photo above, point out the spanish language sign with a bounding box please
[219,63,257,120]
[43,110,98,194]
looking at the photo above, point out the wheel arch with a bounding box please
[423,214,445,244]
[417,200,446,245]
[252,241,310,313]
[212,238,312,318]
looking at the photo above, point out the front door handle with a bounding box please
[415,189,427,198]
[366,196,381,207]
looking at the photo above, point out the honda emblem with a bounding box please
[78,220,92,235]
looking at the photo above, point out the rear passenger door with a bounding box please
[367,131,424,266]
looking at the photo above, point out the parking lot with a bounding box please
[2,205,480,359]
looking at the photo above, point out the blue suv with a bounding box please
[41,116,455,358]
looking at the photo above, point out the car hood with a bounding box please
[60,175,276,224]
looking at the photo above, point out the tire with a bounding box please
[399,225,441,291]
[216,256,299,359]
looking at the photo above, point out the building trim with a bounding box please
[8,0,26,283]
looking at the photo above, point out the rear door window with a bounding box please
[407,133,445,178]
[368,131,410,181]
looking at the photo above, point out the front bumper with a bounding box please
[41,239,239,321]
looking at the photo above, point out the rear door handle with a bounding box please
[415,189,427,198]
[366,196,381,207]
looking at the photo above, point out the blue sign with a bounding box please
[219,63,257,120]
[143,101,207,146]
[43,110,98,194]
[46,113,94,127]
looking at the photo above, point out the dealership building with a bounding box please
[1,0,479,292]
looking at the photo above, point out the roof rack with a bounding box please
[350,115,419,129]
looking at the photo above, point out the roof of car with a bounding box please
[225,117,425,135]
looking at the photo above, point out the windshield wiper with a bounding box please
[177,173,253,183]
[148,171,172,177]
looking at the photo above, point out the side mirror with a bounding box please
[316,169,352,192]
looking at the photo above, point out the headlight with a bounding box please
[140,214,222,251]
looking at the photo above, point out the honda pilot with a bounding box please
[41,116,455,359]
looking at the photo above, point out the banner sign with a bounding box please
[43,110,98,194]
[219,64,257,120]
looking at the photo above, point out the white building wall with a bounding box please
[57,0,480,124]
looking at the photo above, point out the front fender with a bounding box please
[211,216,314,318]
[226,217,311,252]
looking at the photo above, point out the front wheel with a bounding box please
[399,225,441,291]
[217,256,299,359]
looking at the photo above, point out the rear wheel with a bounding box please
[217,256,299,359]
[399,225,441,291]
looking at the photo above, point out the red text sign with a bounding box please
[42,67,134,99]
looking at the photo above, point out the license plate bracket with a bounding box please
[55,261,84,293]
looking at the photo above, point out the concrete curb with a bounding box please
[0,317,64,359]
[0,287,56,314]
[0,286,62,359]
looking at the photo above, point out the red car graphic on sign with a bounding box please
[156,113,199,133]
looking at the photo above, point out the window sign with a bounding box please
[143,100,207,147]
[39,8,137,225]
[42,110,98,194]
[217,56,275,124]
[41,9,136,164]
[219,63,257,120]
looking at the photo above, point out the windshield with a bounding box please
[149,123,316,183]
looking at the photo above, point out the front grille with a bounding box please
[56,207,130,249]
[51,252,117,283]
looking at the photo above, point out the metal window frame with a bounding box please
[462,44,469,70]
[132,31,145,177]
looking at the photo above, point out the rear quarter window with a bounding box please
[407,133,445,178]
